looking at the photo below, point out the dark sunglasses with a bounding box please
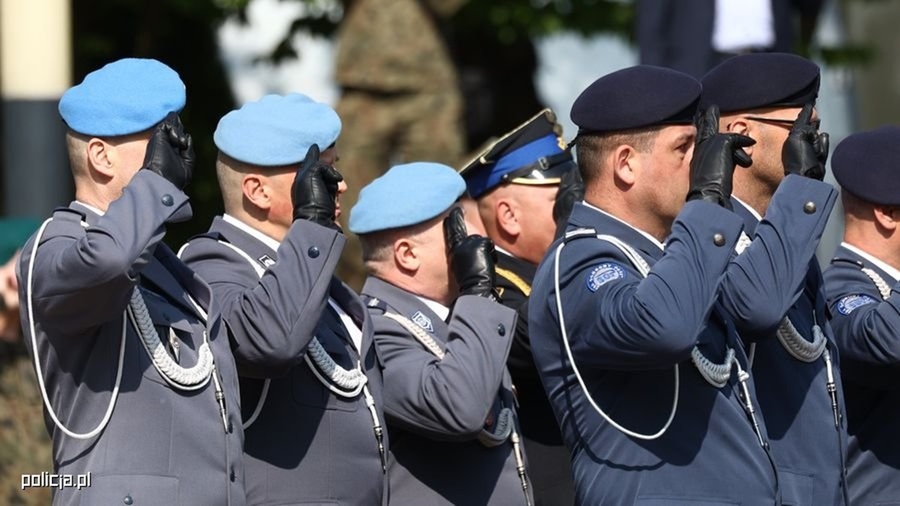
[744,116,821,131]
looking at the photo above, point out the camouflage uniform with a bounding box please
[335,0,467,289]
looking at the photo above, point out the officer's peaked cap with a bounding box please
[459,109,575,198]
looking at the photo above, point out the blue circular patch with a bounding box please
[586,263,626,292]
[836,294,878,315]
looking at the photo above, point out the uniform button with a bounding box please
[713,233,726,247]
[307,246,320,258]
[161,194,174,207]
[803,201,816,214]
[123,495,134,505]
[497,324,506,336]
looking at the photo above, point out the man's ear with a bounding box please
[86,138,115,179]
[242,174,273,211]
[495,198,521,239]
[874,205,900,233]
[611,144,637,187]
[394,238,420,273]
[724,117,753,157]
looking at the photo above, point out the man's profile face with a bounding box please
[268,145,346,232]
[508,184,559,263]
[641,124,696,222]
[320,146,347,221]
[113,133,153,189]
[741,106,819,189]
[415,210,455,304]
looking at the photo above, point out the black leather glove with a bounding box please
[553,165,584,237]
[782,103,828,180]
[686,105,755,210]
[141,112,194,190]
[444,207,497,299]
[291,144,344,231]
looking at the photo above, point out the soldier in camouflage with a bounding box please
[334,0,468,289]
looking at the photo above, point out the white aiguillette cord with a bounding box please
[180,237,387,472]
[378,303,532,506]
[27,217,223,440]
[553,229,763,445]
[734,232,837,431]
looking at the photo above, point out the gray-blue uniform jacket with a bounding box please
[824,243,900,505]
[722,175,847,506]
[17,171,245,505]
[179,216,388,505]
[529,200,779,505]
[361,276,530,505]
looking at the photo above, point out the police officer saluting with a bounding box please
[459,109,577,504]
[701,53,848,506]
[178,94,387,505]
[17,58,245,505]
[824,126,900,505]
[351,163,532,505]
[528,65,779,504]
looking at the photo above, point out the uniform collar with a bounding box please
[580,201,666,252]
[414,295,450,321]
[732,195,763,222]
[841,242,900,282]
[495,244,514,257]
[222,213,282,253]
[73,200,106,218]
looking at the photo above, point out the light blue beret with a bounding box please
[59,58,185,136]
[214,93,342,166]
[349,162,466,234]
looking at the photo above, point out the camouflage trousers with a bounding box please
[334,88,465,290]
[0,341,52,505]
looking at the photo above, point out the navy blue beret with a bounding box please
[832,126,900,205]
[571,65,701,136]
[59,58,186,137]
[214,93,341,166]
[349,162,466,234]
[700,53,820,113]
[459,109,576,198]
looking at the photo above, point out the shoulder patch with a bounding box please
[836,294,878,315]
[586,263,626,292]
[411,311,434,333]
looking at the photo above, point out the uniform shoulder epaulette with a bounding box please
[189,230,226,243]
[563,227,598,243]
[362,296,387,315]
[830,256,864,268]
[51,206,87,223]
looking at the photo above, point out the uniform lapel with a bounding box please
[329,277,374,355]
[731,197,761,236]
[142,245,212,321]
